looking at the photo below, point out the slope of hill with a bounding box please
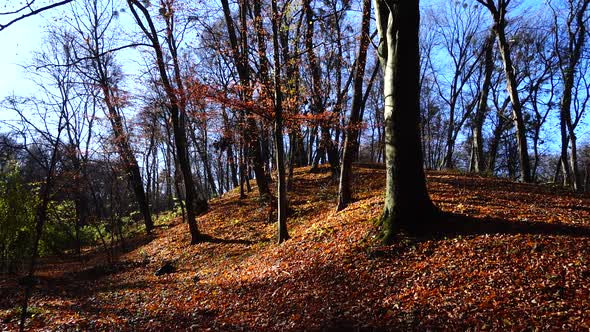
[2,165,590,331]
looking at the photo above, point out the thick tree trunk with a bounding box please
[374,0,438,243]
[169,108,205,243]
[168,19,208,242]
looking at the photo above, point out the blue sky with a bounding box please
[0,0,543,105]
[0,14,44,111]
[0,0,586,152]
[0,5,139,124]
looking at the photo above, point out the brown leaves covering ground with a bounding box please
[2,165,590,331]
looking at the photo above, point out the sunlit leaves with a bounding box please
[2,167,590,330]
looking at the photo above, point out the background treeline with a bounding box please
[1,0,589,271]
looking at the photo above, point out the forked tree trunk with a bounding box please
[472,30,495,174]
[221,0,271,202]
[77,0,154,234]
[477,0,531,182]
[127,0,206,244]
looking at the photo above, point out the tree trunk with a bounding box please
[221,0,271,201]
[374,0,438,243]
[355,63,380,160]
[190,123,218,197]
[478,0,531,182]
[85,19,154,233]
[560,113,573,184]
[443,95,458,169]
[304,0,339,174]
[164,144,174,210]
[472,30,495,174]
[570,133,581,190]
[19,111,65,332]
[221,107,239,189]
[271,0,289,243]
[337,0,371,211]
[553,0,590,191]
[127,1,206,244]
[486,98,510,174]
[496,28,531,181]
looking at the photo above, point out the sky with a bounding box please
[0,0,586,153]
[0,0,544,103]
[0,3,141,125]
[0,14,45,122]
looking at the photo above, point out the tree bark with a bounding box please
[127,0,206,244]
[337,0,371,211]
[271,0,289,243]
[472,30,495,174]
[374,0,438,243]
[552,0,590,191]
[477,0,531,182]
[304,0,339,174]
[221,0,271,201]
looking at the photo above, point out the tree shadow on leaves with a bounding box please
[197,233,256,245]
[372,212,590,260]
[431,174,586,200]
[425,212,590,239]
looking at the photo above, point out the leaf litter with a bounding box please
[2,166,590,331]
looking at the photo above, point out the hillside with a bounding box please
[2,165,590,331]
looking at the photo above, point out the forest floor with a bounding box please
[2,165,590,331]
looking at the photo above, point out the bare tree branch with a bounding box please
[0,0,74,32]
